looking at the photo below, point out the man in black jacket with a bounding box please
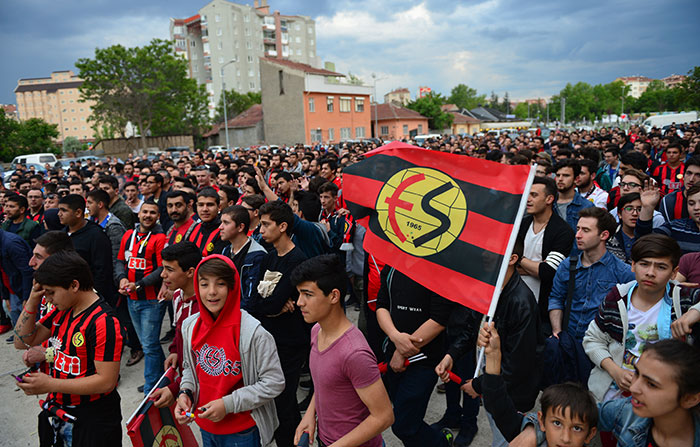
[436,238,543,447]
[517,176,574,334]
[58,194,115,307]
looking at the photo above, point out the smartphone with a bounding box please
[9,366,36,382]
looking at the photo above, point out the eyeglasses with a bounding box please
[619,181,641,189]
[623,206,642,214]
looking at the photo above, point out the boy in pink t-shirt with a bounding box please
[292,255,394,446]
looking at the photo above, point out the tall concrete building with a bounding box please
[615,76,654,99]
[171,0,318,115]
[14,70,95,142]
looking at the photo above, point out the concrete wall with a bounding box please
[261,60,305,145]
[211,122,264,148]
[93,135,194,158]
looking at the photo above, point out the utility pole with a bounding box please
[561,97,566,126]
[221,59,236,150]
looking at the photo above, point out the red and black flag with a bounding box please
[126,367,197,447]
[344,142,533,314]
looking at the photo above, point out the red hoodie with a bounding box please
[191,255,255,435]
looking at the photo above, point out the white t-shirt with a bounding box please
[522,222,545,301]
[604,297,662,401]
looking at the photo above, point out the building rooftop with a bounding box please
[616,76,654,82]
[371,103,427,121]
[203,104,263,137]
[449,111,481,124]
[261,58,342,77]
[14,80,83,93]
[387,87,410,94]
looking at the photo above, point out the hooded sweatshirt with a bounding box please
[191,254,255,435]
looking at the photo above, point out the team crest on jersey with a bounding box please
[206,242,214,253]
[175,234,183,243]
[195,344,241,377]
[72,332,85,348]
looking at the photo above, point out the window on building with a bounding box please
[380,125,389,135]
[244,14,249,22]
[193,65,199,73]
[245,27,251,36]
[311,129,322,142]
[295,36,301,43]
[237,69,241,76]
[326,96,334,112]
[356,127,366,138]
[217,28,223,36]
[295,24,300,31]
[310,39,314,45]
[191,40,196,47]
[248,69,254,77]
[235,41,239,48]
[355,98,364,112]
[218,56,224,63]
[220,67,225,76]
[215,14,221,22]
[418,124,423,133]
[403,124,408,134]
[309,50,315,57]
[218,41,223,50]
[340,127,351,140]
[309,98,315,112]
[328,128,335,141]
[246,41,252,49]
[249,81,255,89]
[339,97,351,113]
[308,26,313,34]
[296,49,302,56]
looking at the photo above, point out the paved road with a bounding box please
[0,307,496,446]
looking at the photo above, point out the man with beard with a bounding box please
[554,159,594,232]
[576,159,608,208]
[164,190,196,246]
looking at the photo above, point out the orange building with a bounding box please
[14,70,95,142]
[260,58,373,145]
[371,103,428,139]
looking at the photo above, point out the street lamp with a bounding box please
[371,73,387,139]
[221,59,237,150]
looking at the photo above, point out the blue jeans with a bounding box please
[385,365,448,447]
[127,299,166,395]
[487,411,509,447]
[201,426,260,447]
[6,293,22,326]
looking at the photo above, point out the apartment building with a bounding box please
[384,87,411,106]
[14,70,95,142]
[260,58,372,146]
[615,76,654,98]
[662,74,686,89]
[171,0,317,114]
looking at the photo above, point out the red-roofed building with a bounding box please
[371,103,428,139]
[2,104,18,121]
[203,104,264,147]
[261,58,373,145]
[448,111,481,135]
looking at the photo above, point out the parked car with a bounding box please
[11,153,58,167]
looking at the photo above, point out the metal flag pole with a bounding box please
[473,163,537,378]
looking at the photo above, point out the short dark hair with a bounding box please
[147,173,164,187]
[320,158,338,172]
[259,200,294,233]
[603,146,619,157]
[35,231,74,254]
[631,234,682,268]
[620,168,648,184]
[222,205,251,230]
[578,206,617,240]
[617,192,641,212]
[161,241,202,271]
[293,190,321,222]
[578,158,598,176]
[197,186,220,205]
[241,194,265,210]
[141,198,159,210]
[219,184,240,205]
[197,257,237,290]
[644,339,700,400]
[34,250,93,291]
[532,176,557,202]
[290,254,347,297]
[620,151,648,171]
[276,171,293,182]
[554,158,581,177]
[59,194,86,212]
[685,183,700,199]
[540,382,598,429]
[6,193,28,210]
[98,175,119,190]
[317,181,339,197]
[685,155,700,171]
[167,189,191,203]
[87,188,110,207]
[124,181,138,189]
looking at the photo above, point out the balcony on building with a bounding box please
[265,49,278,57]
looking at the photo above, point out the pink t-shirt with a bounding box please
[310,323,383,447]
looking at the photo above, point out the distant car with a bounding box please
[11,153,58,167]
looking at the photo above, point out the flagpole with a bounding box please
[126,367,175,426]
[473,163,537,378]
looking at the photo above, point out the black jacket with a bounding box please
[517,212,574,331]
[446,271,543,412]
[66,220,116,305]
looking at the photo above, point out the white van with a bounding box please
[642,112,698,132]
[11,153,58,167]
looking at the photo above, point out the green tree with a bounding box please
[513,102,528,119]
[631,80,678,113]
[406,92,453,130]
[76,39,209,148]
[0,110,59,161]
[447,84,486,110]
[213,89,262,124]
[678,66,700,110]
[488,91,499,109]
[62,136,83,153]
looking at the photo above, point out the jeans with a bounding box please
[273,344,307,447]
[117,295,141,352]
[127,299,166,394]
[201,426,260,447]
[6,293,21,326]
[486,411,509,447]
[385,365,448,447]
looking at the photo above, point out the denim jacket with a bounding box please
[548,251,634,341]
[599,397,700,447]
[555,192,594,231]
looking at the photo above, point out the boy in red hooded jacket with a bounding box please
[175,255,285,446]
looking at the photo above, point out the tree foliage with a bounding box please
[406,92,453,131]
[447,84,486,111]
[677,66,700,110]
[214,89,262,124]
[62,136,84,153]
[76,39,209,148]
[0,109,59,162]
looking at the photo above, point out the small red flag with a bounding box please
[344,142,532,314]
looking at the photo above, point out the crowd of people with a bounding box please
[3,119,700,447]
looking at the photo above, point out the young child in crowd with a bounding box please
[175,255,285,447]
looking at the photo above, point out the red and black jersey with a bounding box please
[653,163,685,196]
[27,208,44,224]
[165,217,197,247]
[118,229,166,300]
[188,218,225,256]
[39,298,123,406]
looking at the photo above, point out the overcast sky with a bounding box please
[1,0,698,106]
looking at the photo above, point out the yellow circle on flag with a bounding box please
[375,167,467,257]
[175,234,183,243]
[72,332,85,348]
[152,424,183,446]
[206,242,214,253]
